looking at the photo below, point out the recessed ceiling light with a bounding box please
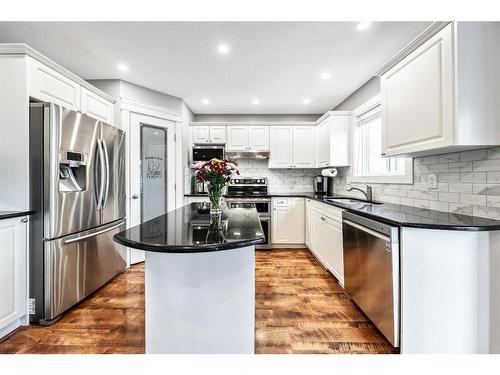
[117,63,129,72]
[320,71,331,80]
[252,99,260,105]
[357,22,372,31]
[217,44,230,55]
[202,98,210,105]
[303,99,311,105]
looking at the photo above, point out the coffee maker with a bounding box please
[313,170,336,196]
[313,175,328,195]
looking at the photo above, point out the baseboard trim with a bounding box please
[271,244,307,249]
[0,319,21,340]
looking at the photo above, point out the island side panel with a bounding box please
[400,227,494,353]
[145,246,255,354]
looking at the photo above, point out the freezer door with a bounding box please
[43,104,101,238]
[43,220,127,321]
[100,122,126,225]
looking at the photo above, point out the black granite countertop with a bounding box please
[114,203,265,253]
[0,211,32,220]
[185,192,500,231]
[288,192,500,231]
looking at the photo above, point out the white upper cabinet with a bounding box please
[80,87,114,124]
[269,126,316,168]
[192,126,211,143]
[27,57,81,111]
[292,126,316,168]
[227,125,270,152]
[248,126,270,151]
[209,126,226,143]
[316,112,350,167]
[380,22,500,157]
[269,126,293,168]
[192,126,226,144]
[226,126,248,151]
[26,56,116,125]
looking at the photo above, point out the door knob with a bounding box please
[132,194,139,199]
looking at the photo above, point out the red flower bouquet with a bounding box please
[195,158,239,213]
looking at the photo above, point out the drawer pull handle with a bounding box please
[21,218,28,223]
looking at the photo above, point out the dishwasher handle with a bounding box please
[343,219,391,243]
[342,211,398,240]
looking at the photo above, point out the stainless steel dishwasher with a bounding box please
[342,211,400,347]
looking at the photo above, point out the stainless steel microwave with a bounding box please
[191,144,225,165]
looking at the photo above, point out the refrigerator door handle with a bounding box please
[96,139,106,209]
[63,220,125,245]
[102,138,110,208]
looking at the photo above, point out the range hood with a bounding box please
[225,150,270,159]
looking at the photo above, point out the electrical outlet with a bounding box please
[28,298,35,314]
[428,174,438,189]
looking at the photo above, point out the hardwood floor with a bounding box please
[255,250,394,354]
[0,249,394,354]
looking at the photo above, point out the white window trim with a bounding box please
[347,94,413,185]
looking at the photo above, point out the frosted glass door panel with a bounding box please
[141,125,168,222]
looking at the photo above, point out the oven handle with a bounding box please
[343,219,391,243]
[225,198,271,202]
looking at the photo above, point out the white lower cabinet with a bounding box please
[271,197,304,244]
[0,217,28,338]
[306,201,344,286]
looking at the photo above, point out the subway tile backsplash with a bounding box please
[334,146,500,220]
[235,159,319,193]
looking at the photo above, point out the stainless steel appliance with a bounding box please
[342,212,400,347]
[29,102,127,324]
[313,175,327,195]
[225,150,269,159]
[225,178,271,249]
[191,144,225,166]
[193,178,208,194]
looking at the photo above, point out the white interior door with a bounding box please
[129,113,176,264]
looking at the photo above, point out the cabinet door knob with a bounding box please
[21,218,28,223]
[132,194,139,199]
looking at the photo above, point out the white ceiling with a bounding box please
[0,22,430,114]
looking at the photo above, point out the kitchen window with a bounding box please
[349,95,413,184]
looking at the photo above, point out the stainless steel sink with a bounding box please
[325,197,382,205]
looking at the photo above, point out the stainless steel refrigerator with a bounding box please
[29,102,127,324]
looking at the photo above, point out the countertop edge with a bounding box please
[113,233,265,254]
[0,211,33,220]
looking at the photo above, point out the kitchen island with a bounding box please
[114,203,264,354]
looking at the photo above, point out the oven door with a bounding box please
[257,216,271,250]
[225,198,271,215]
[192,145,225,164]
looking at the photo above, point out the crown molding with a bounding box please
[375,21,452,77]
[0,43,117,103]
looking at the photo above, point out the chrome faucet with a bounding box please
[346,184,373,202]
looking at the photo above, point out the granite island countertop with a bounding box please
[184,192,500,231]
[114,203,265,253]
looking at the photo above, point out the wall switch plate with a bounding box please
[428,174,438,189]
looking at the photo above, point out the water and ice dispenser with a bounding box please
[59,150,87,192]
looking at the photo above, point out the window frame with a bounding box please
[347,94,413,185]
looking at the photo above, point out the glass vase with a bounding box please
[206,182,226,215]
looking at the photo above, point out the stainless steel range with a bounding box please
[225,178,271,249]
